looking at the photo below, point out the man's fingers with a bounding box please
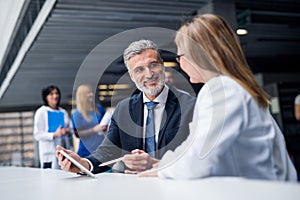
[131,149,145,154]
[129,163,148,171]
[125,153,148,161]
[123,157,148,170]
[62,159,71,171]
[56,145,64,151]
[55,145,65,156]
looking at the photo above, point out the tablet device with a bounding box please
[59,150,96,178]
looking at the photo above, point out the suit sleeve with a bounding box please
[87,105,123,173]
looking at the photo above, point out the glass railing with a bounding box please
[0,0,46,86]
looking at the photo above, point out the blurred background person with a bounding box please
[164,68,175,85]
[72,84,107,157]
[295,93,300,122]
[164,67,192,95]
[293,93,300,180]
[33,85,72,169]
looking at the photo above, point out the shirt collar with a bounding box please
[143,85,169,105]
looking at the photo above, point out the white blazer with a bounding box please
[158,75,297,182]
[33,105,72,169]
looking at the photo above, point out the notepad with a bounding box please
[99,111,112,126]
[48,111,64,132]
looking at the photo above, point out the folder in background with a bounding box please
[47,111,64,132]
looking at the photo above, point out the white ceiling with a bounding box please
[0,0,299,111]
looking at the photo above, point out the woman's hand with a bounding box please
[53,126,70,138]
[92,124,108,133]
[53,125,64,138]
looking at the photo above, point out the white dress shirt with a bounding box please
[158,75,297,181]
[143,85,169,145]
[87,86,170,172]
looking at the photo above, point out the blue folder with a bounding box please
[48,111,64,132]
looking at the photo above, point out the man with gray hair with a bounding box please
[56,39,196,174]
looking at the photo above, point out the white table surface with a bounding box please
[1,166,299,200]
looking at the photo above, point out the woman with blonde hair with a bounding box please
[72,84,107,157]
[142,14,297,181]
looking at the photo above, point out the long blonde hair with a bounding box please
[76,84,97,121]
[175,14,269,108]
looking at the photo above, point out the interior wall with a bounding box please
[0,0,26,68]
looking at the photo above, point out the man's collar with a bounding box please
[143,85,169,104]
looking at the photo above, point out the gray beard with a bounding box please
[139,82,164,96]
[134,76,165,96]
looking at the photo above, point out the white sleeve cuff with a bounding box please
[83,158,93,172]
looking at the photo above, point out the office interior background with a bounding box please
[0,0,299,176]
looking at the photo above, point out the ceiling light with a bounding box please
[108,84,131,90]
[236,29,248,35]
[98,85,108,89]
[99,96,105,101]
[164,62,178,67]
[99,91,115,96]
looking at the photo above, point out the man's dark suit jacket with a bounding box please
[87,85,196,173]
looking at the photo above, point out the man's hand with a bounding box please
[123,149,159,174]
[138,157,159,177]
[55,145,90,173]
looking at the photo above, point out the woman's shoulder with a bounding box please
[199,75,251,101]
[200,75,239,93]
[219,75,249,93]
[58,106,70,115]
[35,105,48,112]
[71,109,81,117]
[34,105,49,118]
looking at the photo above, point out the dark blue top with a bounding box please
[72,105,105,157]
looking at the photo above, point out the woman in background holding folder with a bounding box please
[33,85,72,169]
[72,84,108,157]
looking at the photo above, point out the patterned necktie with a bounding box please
[145,102,158,158]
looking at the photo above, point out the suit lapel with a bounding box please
[157,89,177,148]
[129,93,144,149]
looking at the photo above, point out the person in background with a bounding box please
[294,93,300,122]
[33,85,72,169]
[164,67,192,95]
[72,84,107,157]
[164,68,175,85]
[56,39,196,175]
[293,93,300,180]
[140,14,297,182]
